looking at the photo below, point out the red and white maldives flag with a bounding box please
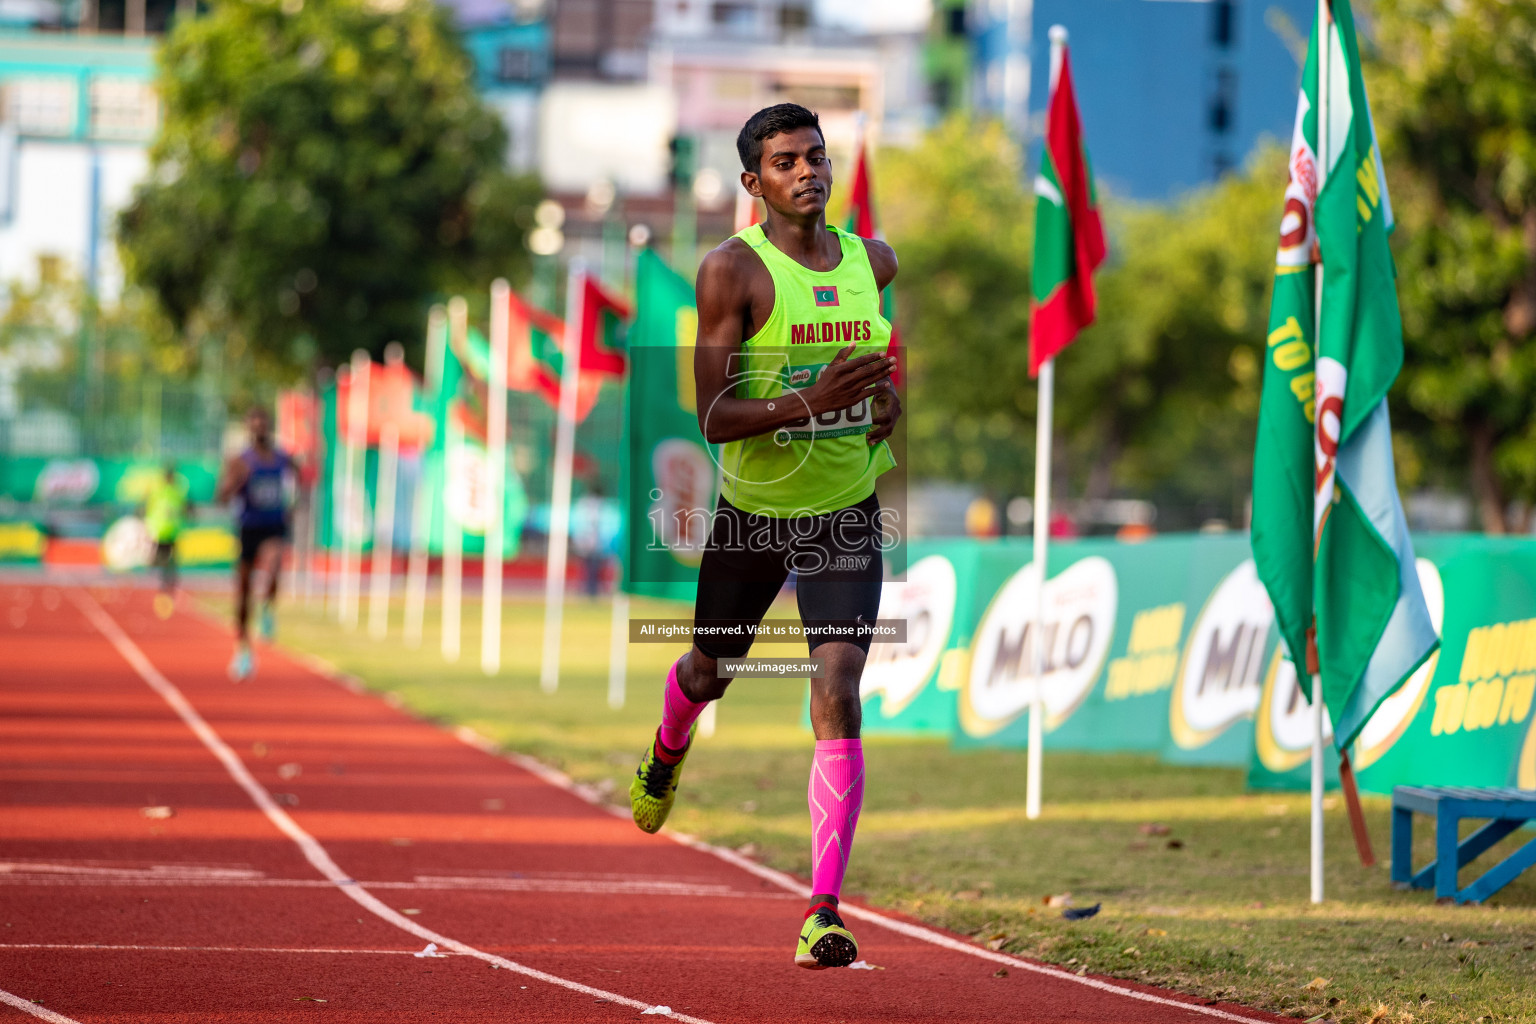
[1029,44,1106,377]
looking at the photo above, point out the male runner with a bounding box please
[143,462,190,619]
[629,103,900,970]
[215,406,294,681]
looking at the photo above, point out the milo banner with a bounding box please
[2,456,218,506]
[858,531,1536,793]
[946,535,1267,763]
[622,249,716,603]
[1250,535,1536,795]
[858,541,987,735]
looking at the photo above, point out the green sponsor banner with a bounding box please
[857,541,986,736]
[1250,535,1536,794]
[2,456,218,506]
[622,249,715,603]
[949,535,1267,766]
[840,531,1536,791]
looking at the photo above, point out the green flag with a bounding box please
[1251,0,1438,749]
[621,249,716,601]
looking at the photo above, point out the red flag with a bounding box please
[505,289,566,406]
[1029,49,1106,376]
[503,283,627,423]
[577,276,630,377]
[845,138,903,386]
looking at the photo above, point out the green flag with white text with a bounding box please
[1251,0,1438,749]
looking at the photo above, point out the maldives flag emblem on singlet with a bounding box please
[812,285,839,307]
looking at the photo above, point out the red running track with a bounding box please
[0,582,1292,1023]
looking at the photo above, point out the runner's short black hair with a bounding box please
[737,103,825,173]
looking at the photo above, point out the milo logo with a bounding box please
[1169,560,1273,750]
[960,556,1119,737]
[862,555,958,717]
[36,459,100,503]
[788,368,813,387]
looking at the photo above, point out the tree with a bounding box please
[1369,0,1536,533]
[881,116,1038,496]
[119,0,538,377]
[1062,146,1285,527]
[883,115,1284,529]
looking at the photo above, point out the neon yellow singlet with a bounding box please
[144,475,189,543]
[719,223,896,517]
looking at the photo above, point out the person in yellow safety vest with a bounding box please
[143,462,191,619]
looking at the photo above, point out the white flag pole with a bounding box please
[608,587,629,710]
[1309,0,1332,907]
[327,367,347,617]
[1025,25,1069,823]
[339,350,370,631]
[405,306,446,648]
[368,419,399,641]
[483,280,511,676]
[441,297,467,663]
[541,260,586,694]
[1026,355,1054,821]
[300,388,319,609]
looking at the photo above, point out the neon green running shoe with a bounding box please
[629,728,693,834]
[795,902,859,970]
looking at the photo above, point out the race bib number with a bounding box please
[779,362,872,440]
[249,475,285,510]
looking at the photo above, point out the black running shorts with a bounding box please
[238,523,288,566]
[692,493,884,661]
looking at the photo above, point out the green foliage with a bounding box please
[119,0,538,377]
[882,116,1037,494]
[1370,0,1536,532]
[884,117,1282,527]
[1064,147,1283,523]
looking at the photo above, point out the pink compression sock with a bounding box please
[657,657,706,753]
[808,739,865,900]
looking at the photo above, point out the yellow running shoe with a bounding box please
[629,728,693,834]
[795,902,858,970]
[153,593,174,620]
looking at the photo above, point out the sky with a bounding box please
[814,0,931,33]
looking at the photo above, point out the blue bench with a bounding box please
[1391,786,1536,904]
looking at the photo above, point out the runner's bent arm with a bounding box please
[861,237,901,445]
[693,245,895,446]
[214,456,248,505]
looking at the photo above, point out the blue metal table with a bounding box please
[1391,786,1536,904]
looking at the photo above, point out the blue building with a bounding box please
[437,0,550,174]
[971,0,1313,200]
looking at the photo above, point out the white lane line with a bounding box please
[499,752,1282,1024]
[0,944,428,956]
[69,591,713,1024]
[0,988,84,1024]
